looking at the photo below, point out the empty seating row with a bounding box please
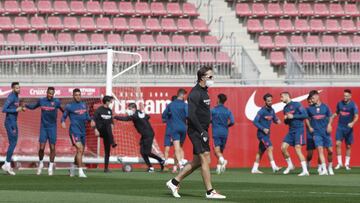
[0,16,209,33]
[259,35,360,50]
[0,1,199,17]
[0,33,220,47]
[247,18,360,34]
[237,3,360,17]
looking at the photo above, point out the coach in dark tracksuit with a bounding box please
[94,96,117,173]
[114,103,164,172]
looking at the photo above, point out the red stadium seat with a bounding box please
[161,18,177,32]
[40,33,57,45]
[151,51,166,63]
[267,3,283,17]
[314,4,329,17]
[21,0,37,14]
[0,34,5,45]
[294,19,310,33]
[91,34,106,45]
[103,1,118,16]
[283,3,298,17]
[183,51,199,63]
[7,33,23,45]
[216,52,232,64]
[167,3,182,17]
[290,35,305,46]
[337,35,353,46]
[24,33,39,45]
[258,35,274,49]
[63,16,79,31]
[107,34,122,46]
[322,35,337,46]
[123,34,139,46]
[183,3,199,17]
[344,4,358,17]
[167,51,183,63]
[318,51,333,64]
[298,3,314,17]
[145,18,162,32]
[325,19,341,33]
[129,18,145,32]
[74,33,89,45]
[135,2,151,16]
[263,19,278,33]
[150,2,166,16]
[193,19,209,33]
[252,3,267,17]
[119,2,135,16]
[47,16,63,31]
[113,18,128,32]
[350,52,360,63]
[270,51,285,66]
[199,52,216,64]
[156,35,171,46]
[0,17,14,31]
[86,1,102,15]
[329,4,344,17]
[278,19,294,33]
[341,19,357,33]
[236,3,251,17]
[172,35,187,46]
[247,19,263,33]
[54,0,70,15]
[306,35,321,46]
[291,52,303,63]
[70,1,86,15]
[4,1,21,15]
[353,36,360,46]
[204,36,219,46]
[80,17,96,31]
[334,52,349,63]
[30,16,47,31]
[57,33,73,45]
[188,35,203,47]
[96,17,112,31]
[140,34,156,46]
[37,0,53,14]
[177,18,193,33]
[138,51,150,63]
[310,19,325,33]
[14,17,31,31]
[274,35,288,49]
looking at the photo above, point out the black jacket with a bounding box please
[114,110,154,139]
[94,105,113,137]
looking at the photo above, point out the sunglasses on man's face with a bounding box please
[204,75,213,80]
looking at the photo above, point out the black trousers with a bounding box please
[140,136,162,167]
[100,127,115,169]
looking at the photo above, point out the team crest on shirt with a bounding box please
[51,102,55,106]
[203,99,211,106]
[316,108,320,113]
[108,111,111,114]
[203,136,208,142]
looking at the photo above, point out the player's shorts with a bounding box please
[257,134,272,152]
[313,131,332,148]
[213,136,228,152]
[140,136,154,155]
[283,128,305,147]
[336,126,353,145]
[40,127,57,144]
[164,132,173,147]
[188,128,210,155]
[69,132,86,146]
[172,128,187,144]
[306,130,315,150]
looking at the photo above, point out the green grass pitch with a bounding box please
[0,168,360,203]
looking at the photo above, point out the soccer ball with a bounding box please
[122,164,132,172]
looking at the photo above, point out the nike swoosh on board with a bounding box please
[0,89,12,96]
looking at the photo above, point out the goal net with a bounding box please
[0,49,163,167]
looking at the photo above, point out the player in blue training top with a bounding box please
[306,90,334,176]
[251,93,281,174]
[163,89,188,173]
[1,82,25,176]
[211,93,234,174]
[280,92,309,176]
[26,87,63,176]
[333,89,358,170]
[61,88,95,178]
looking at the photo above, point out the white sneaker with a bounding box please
[69,167,76,177]
[298,171,310,176]
[216,165,221,175]
[36,162,44,176]
[1,164,8,173]
[328,167,334,176]
[272,166,282,173]
[220,160,228,173]
[334,164,342,170]
[319,170,328,176]
[283,165,295,175]
[206,190,226,199]
[251,169,263,174]
[166,180,181,198]
[317,167,322,174]
[79,172,87,178]
[7,167,16,176]
[48,166,54,176]
[345,165,351,170]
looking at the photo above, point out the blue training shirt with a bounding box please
[61,101,92,135]
[211,104,234,137]
[336,100,359,127]
[26,97,62,128]
[2,92,19,123]
[162,99,188,132]
[253,106,279,136]
[283,101,308,130]
[307,103,332,131]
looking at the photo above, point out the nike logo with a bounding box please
[0,89,12,96]
[245,90,321,121]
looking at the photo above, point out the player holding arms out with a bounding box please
[251,93,281,174]
[26,87,63,176]
[61,88,95,178]
[211,93,234,174]
[333,89,358,170]
[280,92,309,176]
